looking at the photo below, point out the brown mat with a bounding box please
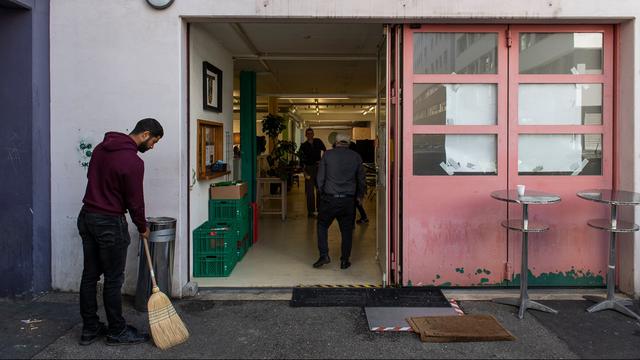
[407,315,516,343]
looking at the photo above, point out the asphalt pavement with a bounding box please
[1,292,639,359]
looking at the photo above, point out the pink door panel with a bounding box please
[403,25,509,286]
[506,25,614,286]
[401,24,614,287]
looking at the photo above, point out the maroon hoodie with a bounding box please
[82,132,147,233]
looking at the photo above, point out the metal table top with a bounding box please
[576,189,640,205]
[491,189,561,205]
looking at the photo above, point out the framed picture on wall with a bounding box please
[203,61,222,112]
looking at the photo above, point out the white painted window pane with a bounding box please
[520,33,603,74]
[518,134,602,176]
[413,84,497,125]
[414,33,498,74]
[413,134,497,176]
[519,84,602,125]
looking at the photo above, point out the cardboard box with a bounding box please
[210,182,248,200]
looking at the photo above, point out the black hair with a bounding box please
[130,118,164,138]
[305,127,314,133]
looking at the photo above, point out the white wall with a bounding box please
[50,0,188,296]
[188,24,234,260]
[50,0,640,297]
[617,20,639,296]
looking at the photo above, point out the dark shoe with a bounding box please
[106,325,150,346]
[356,218,369,225]
[313,256,331,268]
[340,260,351,269]
[79,322,107,346]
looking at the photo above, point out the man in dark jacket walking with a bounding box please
[313,134,366,270]
[299,127,326,217]
[77,118,163,346]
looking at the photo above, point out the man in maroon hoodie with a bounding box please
[77,118,163,346]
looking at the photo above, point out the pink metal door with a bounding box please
[401,24,614,287]
[506,25,613,286]
[402,25,509,286]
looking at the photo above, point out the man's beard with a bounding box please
[138,140,151,153]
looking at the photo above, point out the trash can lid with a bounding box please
[146,217,176,225]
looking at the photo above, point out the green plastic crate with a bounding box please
[193,221,246,256]
[193,254,236,277]
[208,196,250,223]
[236,234,251,261]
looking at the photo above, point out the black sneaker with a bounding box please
[79,322,107,346]
[340,260,351,269]
[106,325,150,346]
[313,256,331,268]
[356,218,369,225]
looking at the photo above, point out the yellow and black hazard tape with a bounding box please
[296,284,382,288]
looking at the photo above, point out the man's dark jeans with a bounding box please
[304,164,319,215]
[78,209,131,336]
[317,195,356,260]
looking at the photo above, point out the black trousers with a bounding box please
[317,195,356,260]
[77,210,131,335]
[356,201,368,220]
[304,164,319,215]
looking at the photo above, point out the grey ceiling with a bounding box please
[197,22,384,97]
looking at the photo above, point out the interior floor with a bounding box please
[194,180,382,287]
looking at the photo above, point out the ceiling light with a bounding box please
[279,97,350,100]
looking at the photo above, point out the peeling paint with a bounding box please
[511,269,604,287]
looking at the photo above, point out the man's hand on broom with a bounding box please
[141,228,150,240]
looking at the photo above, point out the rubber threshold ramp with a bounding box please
[290,286,449,307]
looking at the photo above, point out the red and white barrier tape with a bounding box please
[371,326,413,332]
[449,298,464,316]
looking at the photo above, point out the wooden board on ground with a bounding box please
[407,314,516,342]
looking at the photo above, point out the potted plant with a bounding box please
[261,113,299,192]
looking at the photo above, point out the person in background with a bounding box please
[332,139,369,225]
[299,127,326,218]
[348,141,369,224]
[77,118,163,346]
[314,134,366,270]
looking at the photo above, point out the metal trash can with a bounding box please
[134,217,176,312]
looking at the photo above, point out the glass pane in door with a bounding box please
[518,134,602,175]
[413,84,497,125]
[414,134,497,175]
[414,33,498,74]
[519,33,603,74]
[519,84,602,125]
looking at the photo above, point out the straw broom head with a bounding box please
[148,286,189,350]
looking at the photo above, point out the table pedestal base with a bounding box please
[493,297,558,319]
[583,296,640,320]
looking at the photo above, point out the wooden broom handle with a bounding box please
[141,235,159,290]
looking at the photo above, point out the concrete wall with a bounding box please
[50,0,640,297]
[0,0,50,297]
[188,23,234,271]
[50,0,187,296]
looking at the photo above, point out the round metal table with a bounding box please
[491,189,561,319]
[577,189,640,321]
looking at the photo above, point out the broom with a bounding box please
[141,235,189,349]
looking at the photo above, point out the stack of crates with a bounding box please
[193,187,251,277]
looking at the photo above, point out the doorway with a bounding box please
[188,22,390,287]
[402,25,614,287]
